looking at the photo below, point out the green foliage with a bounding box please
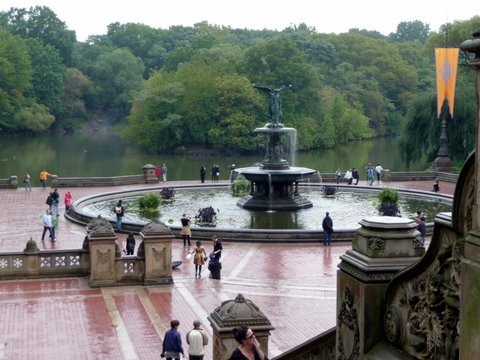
[378,188,399,205]
[138,193,161,220]
[24,38,66,116]
[231,179,251,197]
[138,193,160,209]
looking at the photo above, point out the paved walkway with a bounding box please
[0,180,455,359]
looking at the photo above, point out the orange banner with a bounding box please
[435,48,459,118]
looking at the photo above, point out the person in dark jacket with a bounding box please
[125,233,136,255]
[161,319,184,360]
[322,212,333,246]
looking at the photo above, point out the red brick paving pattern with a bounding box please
[0,181,454,359]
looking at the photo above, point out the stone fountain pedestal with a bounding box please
[236,124,317,211]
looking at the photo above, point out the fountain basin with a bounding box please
[65,184,453,243]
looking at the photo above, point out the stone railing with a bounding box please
[0,219,174,287]
[0,170,458,189]
[0,240,89,280]
[0,176,18,189]
[272,327,335,360]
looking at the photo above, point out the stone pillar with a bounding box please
[10,175,18,188]
[23,238,40,276]
[87,217,119,287]
[207,293,274,360]
[336,216,424,359]
[459,33,480,359]
[143,164,158,183]
[50,174,59,188]
[140,221,173,285]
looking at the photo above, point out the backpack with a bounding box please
[115,206,122,214]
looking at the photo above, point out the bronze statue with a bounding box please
[254,84,292,126]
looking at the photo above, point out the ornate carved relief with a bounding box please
[337,286,360,360]
[385,229,462,359]
[368,237,385,250]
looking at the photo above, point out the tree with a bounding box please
[92,48,145,115]
[60,67,94,122]
[0,6,76,65]
[24,37,66,116]
[389,20,430,43]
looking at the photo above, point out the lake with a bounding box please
[0,132,423,182]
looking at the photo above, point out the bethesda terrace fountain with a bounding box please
[235,84,317,211]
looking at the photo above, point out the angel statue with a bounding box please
[254,84,292,126]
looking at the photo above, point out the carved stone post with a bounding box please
[459,32,480,359]
[143,164,158,183]
[50,174,59,188]
[23,238,40,276]
[207,293,274,360]
[87,217,119,287]
[140,222,173,285]
[336,216,424,359]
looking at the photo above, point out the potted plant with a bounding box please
[378,188,400,216]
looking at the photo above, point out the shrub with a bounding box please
[139,193,160,209]
[377,188,400,216]
[231,179,251,197]
[378,188,399,205]
[138,193,160,220]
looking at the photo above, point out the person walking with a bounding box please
[375,163,384,183]
[367,167,375,186]
[125,232,136,255]
[190,240,207,278]
[46,192,54,212]
[23,173,32,191]
[335,168,342,184]
[322,212,333,246]
[200,166,206,183]
[39,170,51,188]
[155,165,162,182]
[229,325,268,360]
[64,191,72,212]
[186,320,208,360]
[41,209,55,242]
[161,164,168,182]
[180,214,192,246]
[51,188,60,216]
[114,200,125,231]
[432,179,440,193]
[161,319,184,360]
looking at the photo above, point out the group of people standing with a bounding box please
[41,188,73,242]
[155,163,168,182]
[161,320,267,360]
[337,163,384,186]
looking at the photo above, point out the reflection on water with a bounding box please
[83,189,451,230]
[0,132,425,181]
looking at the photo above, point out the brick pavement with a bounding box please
[0,180,454,359]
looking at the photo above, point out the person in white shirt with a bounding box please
[186,320,208,360]
[41,209,55,241]
[344,169,353,185]
[375,163,384,183]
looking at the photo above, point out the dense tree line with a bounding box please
[1,6,480,167]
